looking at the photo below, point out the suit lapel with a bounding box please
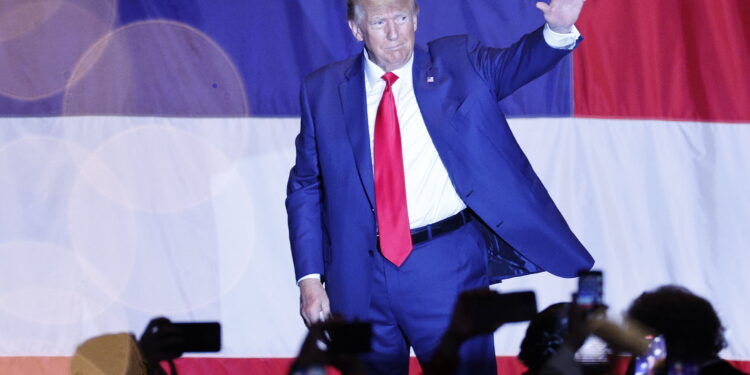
[339,54,376,209]
[413,46,452,161]
[412,46,458,147]
[412,46,468,189]
[412,46,441,127]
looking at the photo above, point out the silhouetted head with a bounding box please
[627,285,726,362]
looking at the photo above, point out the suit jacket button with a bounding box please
[368,249,374,257]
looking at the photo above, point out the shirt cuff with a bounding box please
[543,23,580,50]
[297,273,321,285]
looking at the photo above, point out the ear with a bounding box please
[412,14,418,32]
[348,20,364,42]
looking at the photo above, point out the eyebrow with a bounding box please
[369,11,409,21]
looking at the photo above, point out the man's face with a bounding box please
[348,0,418,72]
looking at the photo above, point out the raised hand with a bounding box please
[535,0,585,34]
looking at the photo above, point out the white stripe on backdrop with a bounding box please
[0,117,747,359]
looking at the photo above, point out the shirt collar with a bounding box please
[363,48,414,91]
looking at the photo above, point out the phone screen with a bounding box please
[576,270,603,309]
[634,335,667,375]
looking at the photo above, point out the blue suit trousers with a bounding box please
[362,217,498,375]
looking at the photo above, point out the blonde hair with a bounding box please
[346,0,419,22]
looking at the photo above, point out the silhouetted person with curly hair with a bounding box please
[627,285,746,375]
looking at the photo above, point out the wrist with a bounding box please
[297,273,322,286]
[548,24,573,34]
[299,278,323,288]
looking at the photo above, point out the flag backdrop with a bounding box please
[0,0,749,374]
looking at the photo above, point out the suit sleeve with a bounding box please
[285,81,325,282]
[467,25,580,101]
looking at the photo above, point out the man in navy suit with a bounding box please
[286,0,594,373]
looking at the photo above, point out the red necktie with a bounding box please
[374,72,412,267]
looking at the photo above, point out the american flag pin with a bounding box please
[427,76,435,83]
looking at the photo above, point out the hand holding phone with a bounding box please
[291,318,371,375]
[138,317,221,362]
[447,289,537,340]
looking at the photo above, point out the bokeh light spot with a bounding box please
[64,20,248,116]
[0,0,117,100]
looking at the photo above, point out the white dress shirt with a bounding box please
[364,48,467,229]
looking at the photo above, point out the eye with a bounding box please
[394,15,409,24]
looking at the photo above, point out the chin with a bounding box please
[386,54,406,65]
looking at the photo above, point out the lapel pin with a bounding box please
[427,76,435,83]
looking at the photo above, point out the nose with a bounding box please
[385,22,398,41]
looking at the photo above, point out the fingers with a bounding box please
[536,1,550,13]
[536,0,585,13]
[301,296,326,326]
[321,298,331,319]
[299,279,330,327]
[301,304,322,326]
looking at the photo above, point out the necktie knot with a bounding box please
[382,72,399,88]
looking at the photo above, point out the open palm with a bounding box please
[536,0,585,33]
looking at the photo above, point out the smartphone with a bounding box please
[325,321,372,355]
[576,270,603,310]
[169,322,221,353]
[492,291,537,323]
[634,335,667,375]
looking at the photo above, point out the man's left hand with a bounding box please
[536,0,585,34]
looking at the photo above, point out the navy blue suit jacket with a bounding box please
[286,26,594,319]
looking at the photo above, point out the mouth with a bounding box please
[383,44,404,51]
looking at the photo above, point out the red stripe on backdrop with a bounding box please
[2,356,748,374]
[573,0,750,123]
[165,357,527,375]
[0,356,519,374]
[730,361,750,374]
